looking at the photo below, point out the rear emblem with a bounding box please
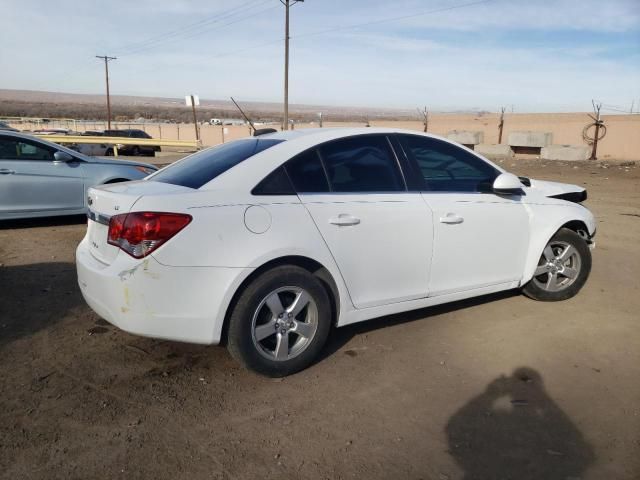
[114,205,120,211]
[88,197,93,206]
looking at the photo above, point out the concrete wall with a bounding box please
[10,113,640,160]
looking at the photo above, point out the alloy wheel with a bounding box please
[532,241,582,292]
[251,286,318,361]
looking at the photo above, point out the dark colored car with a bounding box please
[103,129,161,157]
[0,121,19,132]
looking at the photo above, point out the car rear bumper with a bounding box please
[76,237,251,344]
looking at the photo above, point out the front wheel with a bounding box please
[522,228,591,301]
[226,266,331,377]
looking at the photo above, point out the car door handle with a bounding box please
[329,214,361,226]
[439,213,464,224]
[0,169,15,175]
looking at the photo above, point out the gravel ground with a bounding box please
[0,158,639,480]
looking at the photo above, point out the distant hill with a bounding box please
[0,88,424,122]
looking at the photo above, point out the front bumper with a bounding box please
[76,237,251,344]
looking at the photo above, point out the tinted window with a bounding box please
[318,135,404,192]
[252,167,295,195]
[131,130,151,138]
[399,135,499,192]
[150,138,284,189]
[104,130,124,137]
[0,137,55,161]
[285,149,330,193]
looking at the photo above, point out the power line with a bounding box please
[114,0,271,56]
[294,0,497,40]
[125,0,497,74]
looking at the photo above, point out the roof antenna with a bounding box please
[230,97,277,137]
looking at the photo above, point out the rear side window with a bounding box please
[285,149,330,193]
[318,135,404,192]
[252,167,295,195]
[150,138,284,189]
[398,135,499,192]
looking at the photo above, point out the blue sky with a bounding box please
[1,0,639,112]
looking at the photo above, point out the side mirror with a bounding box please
[53,151,75,162]
[493,172,523,195]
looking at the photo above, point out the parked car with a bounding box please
[68,131,115,157]
[0,121,19,132]
[103,129,160,157]
[76,128,595,376]
[33,128,73,135]
[0,131,158,220]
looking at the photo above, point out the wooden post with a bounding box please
[190,95,200,142]
[498,107,506,144]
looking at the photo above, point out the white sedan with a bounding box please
[76,128,595,376]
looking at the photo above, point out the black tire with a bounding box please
[105,148,114,156]
[227,265,331,377]
[131,146,140,156]
[522,228,592,301]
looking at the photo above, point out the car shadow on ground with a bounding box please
[446,367,595,479]
[0,261,83,349]
[318,290,519,363]
[0,214,86,230]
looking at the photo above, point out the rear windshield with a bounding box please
[149,138,284,189]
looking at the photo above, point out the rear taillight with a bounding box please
[108,212,192,258]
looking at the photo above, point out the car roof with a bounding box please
[200,127,505,192]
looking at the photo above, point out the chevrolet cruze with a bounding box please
[76,128,595,376]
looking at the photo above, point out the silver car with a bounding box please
[0,131,158,220]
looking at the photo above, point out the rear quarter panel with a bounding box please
[138,190,353,328]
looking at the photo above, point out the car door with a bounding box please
[0,135,85,216]
[286,134,434,309]
[397,134,530,296]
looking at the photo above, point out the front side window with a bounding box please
[318,135,404,192]
[150,138,284,189]
[0,137,55,161]
[398,135,499,192]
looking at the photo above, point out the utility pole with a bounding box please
[498,106,506,144]
[96,55,116,130]
[281,0,303,130]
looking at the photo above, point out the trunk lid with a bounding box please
[86,180,194,265]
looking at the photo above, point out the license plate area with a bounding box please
[88,219,119,264]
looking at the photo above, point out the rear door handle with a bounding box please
[0,169,15,175]
[439,213,464,224]
[329,214,361,226]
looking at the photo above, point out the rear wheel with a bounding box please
[522,228,591,301]
[227,266,331,377]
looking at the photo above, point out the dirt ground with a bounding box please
[1,158,639,480]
